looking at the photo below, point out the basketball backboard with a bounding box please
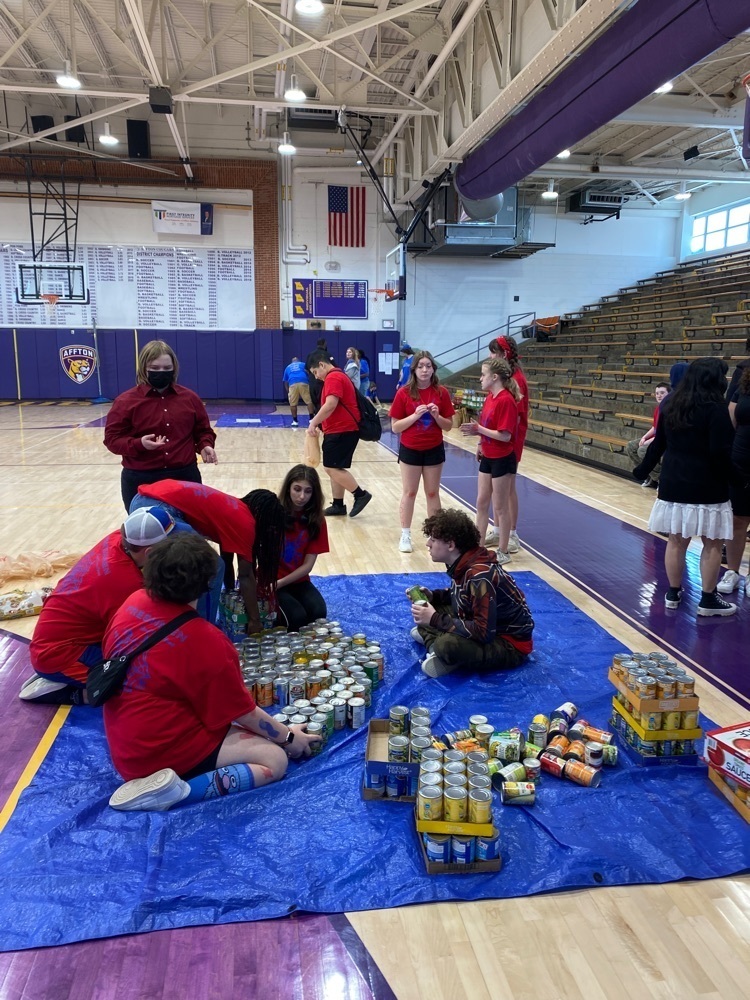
[16,261,88,304]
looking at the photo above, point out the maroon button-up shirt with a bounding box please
[104,383,216,471]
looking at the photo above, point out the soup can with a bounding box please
[451,835,476,864]
[255,676,274,707]
[468,714,488,736]
[552,702,578,724]
[468,774,492,791]
[423,833,451,864]
[523,758,542,783]
[564,760,602,788]
[546,735,570,758]
[389,705,410,736]
[523,741,543,760]
[288,676,306,702]
[656,677,677,699]
[298,706,316,720]
[421,748,443,763]
[329,698,347,731]
[579,723,614,745]
[288,714,307,725]
[317,703,335,737]
[681,710,699,729]
[564,740,586,762]
[584,742,604,769]
[467,762,489,777]
[306,721,325,755]
[411,725,432,740]
[468,788,493,824]
[443,760,466,776]
[443,786,468,822]
[388,735,410,763]
[476,828,501,862]
[677,675,695,697]
[466,750,489,764]
[444,773,468,789]
[474,723,494,749]
[641,711,663,732]
[601,744,618,766]
[410,736,432,762]
[411,705,431,723]
[417,785,443,821]
[527,723,548,748]
[662,710,682,730]
[419,773,443,791]
[306,676,323,700]
[547,718,569,741]
[539,752,567,778]
[444,749,467,765]
[420,759,442,775]
[498,761,527,783]
[363,771,385,796]
[500,782,536,805]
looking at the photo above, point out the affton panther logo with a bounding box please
[60,346,97,384]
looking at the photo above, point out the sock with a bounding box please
[401,528,411,537]
[183,764,256,803]
[331,497,345,508]
[352,487,365,498]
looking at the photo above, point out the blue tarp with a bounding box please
[1,572,748,952]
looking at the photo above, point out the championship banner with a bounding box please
[151,201,214,235]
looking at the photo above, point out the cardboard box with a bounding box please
[414,809,495,838]
[415,823,502,874]
[608,669,699,714]
[362,718,419,802]
[612,697,702,742]
[615,732,701,768]
[707,766,750,824]
[704,721,750,790]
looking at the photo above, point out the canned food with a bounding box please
[523,758,542,783]
[468,774,492,791]
[273,677,289,705]
[656,739,675,757]
[443,760,467,776]
[411,705,430,722]
[539,752,567,778]
[656,677,677,699]
[298,706,316,719]
[546,735,570,758]
[351,633,367,646]
[417,785,443,821]
[451,835,476,864]
[293,698,311,711]
[411,725,432,740]
[444,749,467,764]
[676,675,695,697]
[410,736,432,762]
[317,703,335,736]
[563,740,586,762]
[500,781,536,805]
[407,586,429,603]
[443,786,468,822]
[419,772,443,790]
[522,741,543,760]
[421,748,443,763]
[388,735,410,763]
[423,833,451,864]
[420,759,442,774]
[443,729,472,747]
[498,761,527,783]
[676,739,695,755]
[601,744,618,766]
[552,702,578,724]
[306,677,323,700]
[288,676,306,701]
[547,718,569,741]
[564,760,602,788]
[465,750,489,764]
[389,705,410,736]
[386,774,407,798]
[489,731,524,761]
[584,742,603,769]
[578,724,614,745]
[468,714,489,736]
[641,711,663,732]
[527,722,548,748]
[637,675,658,699]
[474,723,494,749]
[306,721,325,755]
[329,698,347,730]
[467,762,489,777]
[288,714,307,725]
[255,676,274,707]
[363,771,385,796]
[476,829,501,861]
[444,773,468,789]
[662,710,682,730]
[681,710,698,729]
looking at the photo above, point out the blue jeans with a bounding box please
[128,495,224,624]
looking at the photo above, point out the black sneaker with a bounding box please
[697,590,737,617]
[324,503,347,516]
[664,587,682,609]
[349,491,372,518]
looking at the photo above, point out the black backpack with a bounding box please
[341,389,382,442]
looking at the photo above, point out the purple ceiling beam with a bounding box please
[455,0,750,202]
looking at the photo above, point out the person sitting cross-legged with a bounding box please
[408,508,534,678]
[105,533,321,812]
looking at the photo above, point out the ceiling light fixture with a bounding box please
[556,149,571,159]
[284,74,306,102]
[278,131,296,155]
[99,121,118,146]
[56,60,81,89]
[654,80,673,94]
[541,180,558,201]
[295,0,324,13]
[674,181,691,201]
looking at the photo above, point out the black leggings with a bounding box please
[277,581,327,631]
[120,462,202,513]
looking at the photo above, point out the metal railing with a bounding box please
[432,311,536,378]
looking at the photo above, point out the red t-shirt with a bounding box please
[280,517,329,582]
[479,389,517,459]
[139,481,256,561]
[652,404,660,429]
[321,369,359,434]
[30,532,143,680]
[513,368,529,461]
[103,590,256,780]
[389,385,455,450]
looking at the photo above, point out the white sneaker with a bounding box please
[410,626,425,645]
[496,550,512,566]
[717,570,741,594]
[421,652,456,678]
[507,532,521,554]
[109,768,190,812]
[18,675,68,701]
[399,532,413,553]
[291,420,298,427]
[484,529,499,547]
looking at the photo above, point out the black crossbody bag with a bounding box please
[86,610,199,707]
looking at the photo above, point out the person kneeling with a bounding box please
[104,533,320,812]
[409,508,534,678]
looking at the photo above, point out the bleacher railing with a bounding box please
[432,312,535,378]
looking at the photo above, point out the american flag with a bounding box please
[328,185,366,247]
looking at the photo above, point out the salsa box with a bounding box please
[707,767,750,824]
[362,718,419,802]
[704,721,750,790]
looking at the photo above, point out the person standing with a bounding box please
[389,351,454,553]
[460,357,520,566]
[396,344,415,389]
[276,465,329,629]
[634,357,736,617]
[344,347,361,390]
[104,340,217,512]
[488,337,528,551]
[717,366,750,595]
[282,356,314,427]
[306,351,372,518]
[359,352,371,399]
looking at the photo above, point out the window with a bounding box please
[689,200,750,256]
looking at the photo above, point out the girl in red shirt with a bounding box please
[389,351,455,552]
[460,357,521,565]
[489,337,528,554]
[276,465,330,630]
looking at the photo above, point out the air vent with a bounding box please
[568,189,625,213]
[287,108,339,131]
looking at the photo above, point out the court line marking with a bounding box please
[0,706,71,836]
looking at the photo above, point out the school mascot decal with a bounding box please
[60,346,97,384]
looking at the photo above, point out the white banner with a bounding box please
[151,201,213,235]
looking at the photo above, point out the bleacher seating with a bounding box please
[445,249,750,477]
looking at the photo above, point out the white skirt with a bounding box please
[648,499,733,540]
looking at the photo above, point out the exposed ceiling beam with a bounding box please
[0,97,149,151]
[0,0,64,70]
[614,96,745,130]
[538,162,750,183]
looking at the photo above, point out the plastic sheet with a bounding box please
[0,551,80,586]
[0,572,748,953]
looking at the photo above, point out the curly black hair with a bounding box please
[144,533,218,604]
[239,488,285,598]
[422,508,480,553]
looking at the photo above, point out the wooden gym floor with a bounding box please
[0,400,748,999]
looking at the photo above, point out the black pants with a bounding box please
[221,550,237,591]
[309,378,323,413]
[277,581,327,631]
[120,462,202,513]
[418,603,527,672]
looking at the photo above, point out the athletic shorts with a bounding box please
[288,383,311,406]
[398,442,445,467]
[479,454,518,478]
[322,431,360,469]
[180,725,231,779]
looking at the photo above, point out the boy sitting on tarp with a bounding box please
[408,508,534,678]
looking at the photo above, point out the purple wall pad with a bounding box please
[1,572,749,954]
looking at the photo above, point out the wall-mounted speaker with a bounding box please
[148,87,173,114]
[64,116,86,143]
[281,321,295,330]
[126,119,151,159]
[31,115,57,139]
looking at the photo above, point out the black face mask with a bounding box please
[146,370,175,390]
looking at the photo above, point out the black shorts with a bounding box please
[479,454,518,477]
[180,726,231,779]
[398,442,446,467]
[322,431,360,469]
[730,477,750,518]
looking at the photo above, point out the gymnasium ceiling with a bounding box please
[0,0,748,208]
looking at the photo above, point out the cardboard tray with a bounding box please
[362,718,419,803]
[611,697,702,742]
[707,766,750,824]
[704,722,750,790]
[414,804,495,837]
[615,731,701,768]
[608,669,699,714]
[414,822,502,874]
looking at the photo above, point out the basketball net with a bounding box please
[41,293,59,321]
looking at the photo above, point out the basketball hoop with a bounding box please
[369,287,389,321]
[41,293,60,321]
